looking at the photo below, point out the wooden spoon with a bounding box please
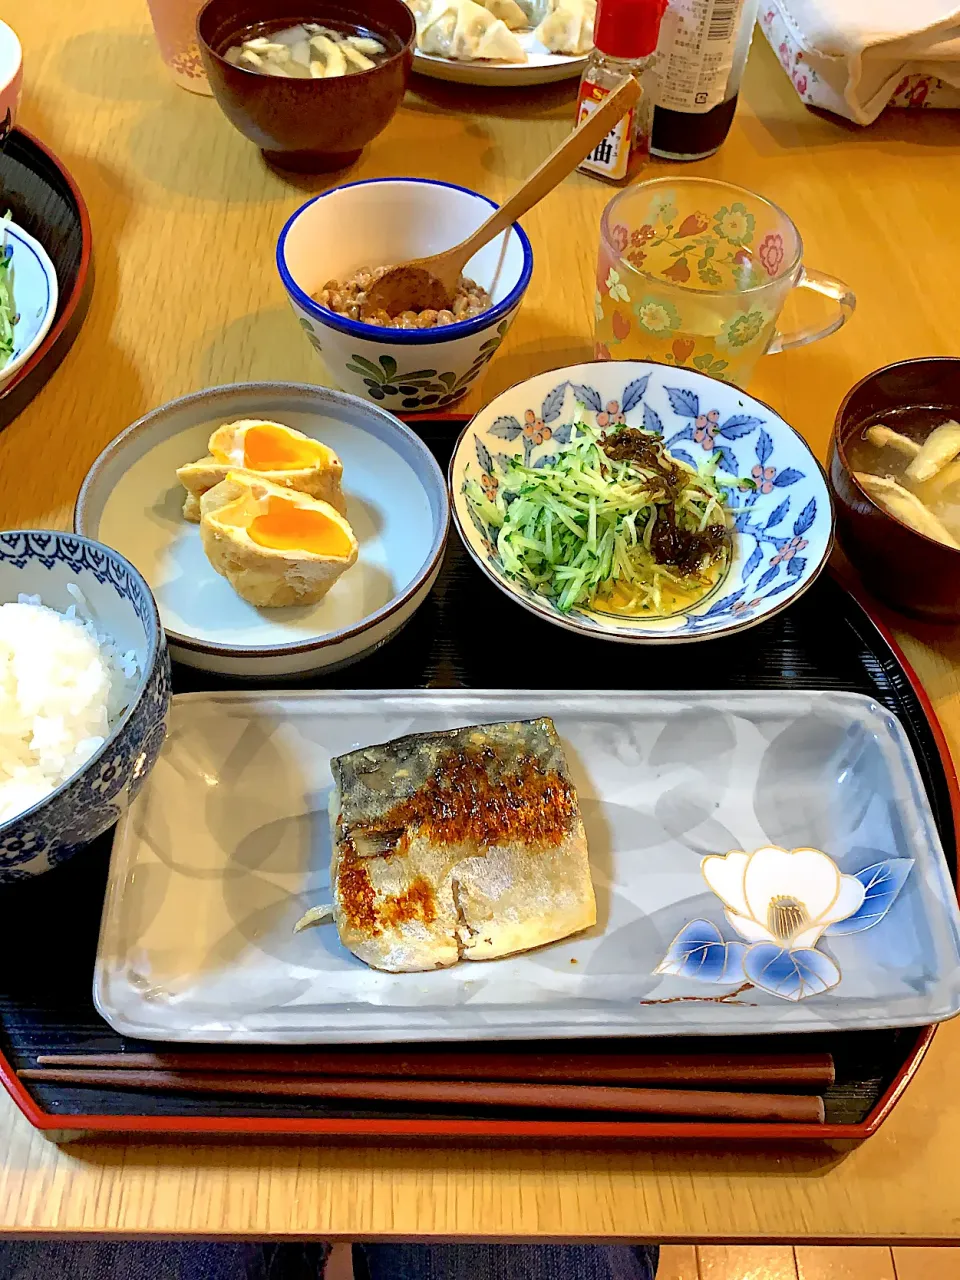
[362,77,642,320]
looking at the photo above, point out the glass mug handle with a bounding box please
[766,267,856,354]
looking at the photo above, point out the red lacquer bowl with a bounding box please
[829,357,960,623]
[197,0,415,172]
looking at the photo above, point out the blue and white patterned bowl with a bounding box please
[450,361,834,643]
[276,178,532,413]
[0,531,170,881]
[0,219,59,393]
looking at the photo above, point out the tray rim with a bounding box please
[0,126,94,426]
[0,575,954,1140]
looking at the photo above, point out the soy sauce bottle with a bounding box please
[650,0,759,161]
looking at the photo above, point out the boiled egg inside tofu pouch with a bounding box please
[199,472,359,608]
[177,420,346,522]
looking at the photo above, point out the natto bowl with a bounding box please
[196,0,415,172]
[277,178,533,412]
[829,357,960,623]
[0,531,170,882]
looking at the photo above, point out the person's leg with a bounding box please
[0,1239,330,1279]
[356,1242,659,1280]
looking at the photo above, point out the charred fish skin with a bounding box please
[333,718,572,833]
[327,719,597,973]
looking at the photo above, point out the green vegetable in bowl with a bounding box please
[0,218,16,367]
[465,422,733,617]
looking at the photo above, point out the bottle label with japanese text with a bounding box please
[576,84,635,182]
[654,0,746,113]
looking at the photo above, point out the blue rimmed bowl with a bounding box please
[0,219,58,393]
[450,360,834,644]
[276,178,533,413]
[0,531,170,881]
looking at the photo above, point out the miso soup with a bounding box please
[846,406,960,549]
[224,22,390,78]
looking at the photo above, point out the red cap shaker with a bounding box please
[594,0,669,59]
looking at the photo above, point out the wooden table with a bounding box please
[4,0,960,1244]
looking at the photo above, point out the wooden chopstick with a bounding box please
[34,1050,835,1090]
[18,1068,825,1122]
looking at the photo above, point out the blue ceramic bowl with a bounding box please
[451,360,835,643]
[277,178,533,412]
[0,220,58,392]
[0,531,170,881]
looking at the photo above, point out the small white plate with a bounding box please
[94,688,960,1043]
[413,32,586,86]
[75,383,449,678]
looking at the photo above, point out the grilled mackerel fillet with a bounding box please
[329,718,596,972]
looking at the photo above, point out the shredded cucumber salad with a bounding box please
[464,422,732,615]
[0,218,15,368]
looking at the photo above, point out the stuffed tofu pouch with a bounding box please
[178,419,346,521]
[199,471,358,607]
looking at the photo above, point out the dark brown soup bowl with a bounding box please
[829,356,960,623]
[197,0,415,171]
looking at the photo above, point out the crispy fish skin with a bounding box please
[329,718,597,973]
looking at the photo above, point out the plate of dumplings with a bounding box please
[74,383,449,679]
[407,0,593,85]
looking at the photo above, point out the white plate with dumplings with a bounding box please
[414,35,587,86]
[74,383,449,679]
[409,0,591,86]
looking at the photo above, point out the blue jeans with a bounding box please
[0,1241,659,1279]
[360,1245,659,1279]
[0,1242,329,1279]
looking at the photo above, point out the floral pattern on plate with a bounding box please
[656,845,914,1002]
[451,361,833,643]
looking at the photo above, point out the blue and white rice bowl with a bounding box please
[277,178,532,413]
[0,531,170,880]
[450,361,834,644]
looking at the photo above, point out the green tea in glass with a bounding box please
[595,177,854,386]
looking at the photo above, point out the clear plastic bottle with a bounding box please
[650,0,760,160]
[576,0,668,185]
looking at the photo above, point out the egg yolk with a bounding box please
[248,498,353,558]
[242,424,322,472]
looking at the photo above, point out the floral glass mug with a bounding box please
[595,177,855,386]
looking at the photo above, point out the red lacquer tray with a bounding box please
[0,416,953,1144]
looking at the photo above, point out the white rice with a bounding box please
[0,589,140,825]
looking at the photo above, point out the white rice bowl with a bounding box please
[0,587,139,825]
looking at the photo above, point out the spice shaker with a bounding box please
[576,0,668,185]
[650,0,759,160]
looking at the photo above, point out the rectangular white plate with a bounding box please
[94,689,960,1043]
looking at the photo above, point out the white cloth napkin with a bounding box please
[759,0,960,122]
